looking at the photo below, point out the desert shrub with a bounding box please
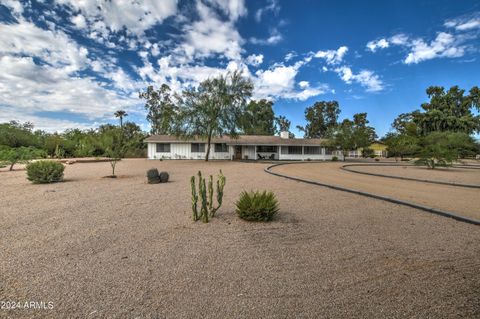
[26,160,64,184]
[374,157,380,161]
[235,190,279,222]
[146,168,160,184]
[331,156,338,162]
[159,171,169,183]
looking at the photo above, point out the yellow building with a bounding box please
[348,142,388,158]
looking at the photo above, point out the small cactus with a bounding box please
[146,168,160,184]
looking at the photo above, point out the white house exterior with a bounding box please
[145,133,342,161]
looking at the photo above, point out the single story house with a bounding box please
[145,132,342,161]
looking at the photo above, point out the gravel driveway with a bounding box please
[1,159,479,318]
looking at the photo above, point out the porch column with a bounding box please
[302,145,304,161]
[254,145,257,161]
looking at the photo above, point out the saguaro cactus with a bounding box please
[190,170,226,222]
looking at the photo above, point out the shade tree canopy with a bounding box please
[297,101,340,138]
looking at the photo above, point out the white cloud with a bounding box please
[445,13,480,31]
[253,64,328,101]
[1,0,24,15]
[314,46,348,65]
[366,38,389,52]
[404,32,465,64]
[389,34,409,45]
[178,2,244,60]
[206,0,247,21]
[335,66,383,92]
[0,20,89,73]
[298,81,309,89]
[54,0,177,36]
[0,55,137,120]
[246,54,264,66]
[70,14,87,29]
[255,0,280,22]
[250,30,282,45]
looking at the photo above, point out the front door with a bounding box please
[234,146,242,160]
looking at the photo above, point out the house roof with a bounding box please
[144,134,328,146]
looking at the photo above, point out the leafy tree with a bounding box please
[239,99,276,135]
[114,110,128,128]
[383,132,419,161]
[415,131,476,169]
[327,113,377,161]
[0,146,45,171]
[140,84,178,135]
[100,127,125,177]
[297,101,340,138]
[172,71,253,161]
[0,121,39,148]
[394,86,480,136]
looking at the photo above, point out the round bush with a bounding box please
[26,160,64,184]
[159,171,169,183]
[331,156,338,162]
[146,168,160,184]
[235,190,279,221]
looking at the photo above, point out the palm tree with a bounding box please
[114,110,128,128]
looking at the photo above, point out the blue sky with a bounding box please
[0,0,479,137]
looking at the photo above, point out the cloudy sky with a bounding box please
[0,0,479,136]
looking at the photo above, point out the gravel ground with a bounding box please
[345,164,480,186]
[1,159,479,318]
[272,162,480,220]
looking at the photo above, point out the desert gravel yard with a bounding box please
[272,162,480,220]
[1,159,479,318]
[344,163,480,186]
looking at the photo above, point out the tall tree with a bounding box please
[173,71,253,161]
[114,110,128,128]
[327,113,377,161]
[140,84,178,134]
[394,86,480,136]
[297,101,340,138]
[239,99,276,135]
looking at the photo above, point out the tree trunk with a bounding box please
[205,132,212,162]
[343,150,347,161]
[9,162,15,171]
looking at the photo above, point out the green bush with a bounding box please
[26,160,64,184]
[331,156,338,162]
[235,190,279,222]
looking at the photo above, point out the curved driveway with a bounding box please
[270,162,480,221]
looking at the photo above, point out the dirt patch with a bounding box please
[1,159,479,318]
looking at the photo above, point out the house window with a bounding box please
[281,146,302,154]
[256,145,277,153]
[304,146,321,154]
[156,143,170,153]
[191,143,205,152]
[288,146,303,154]
[214,143,228,153]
